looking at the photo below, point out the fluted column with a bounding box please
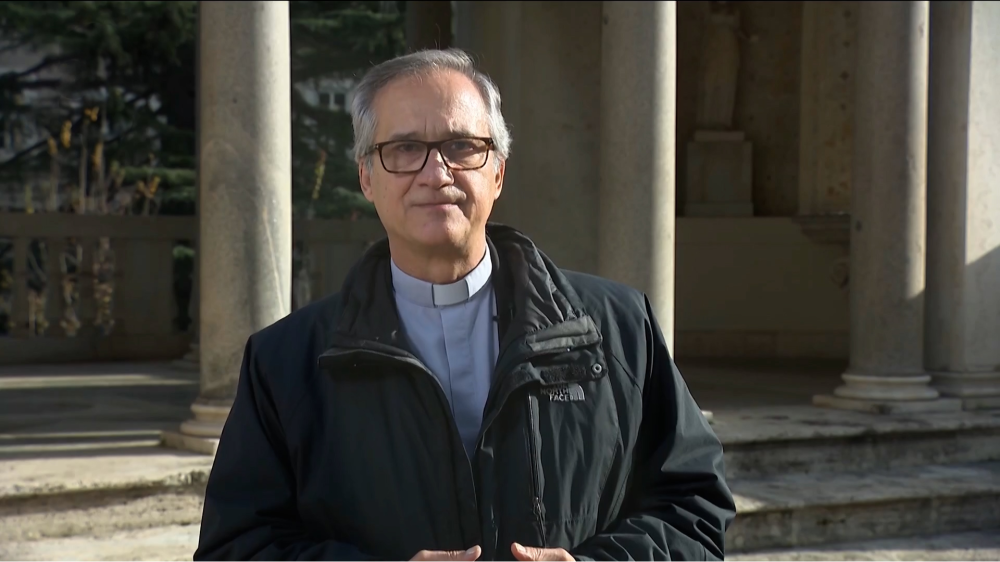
[163,1,293,454]
[813,1,961,414]
[925,0,1000,410]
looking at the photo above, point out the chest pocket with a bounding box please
[525,361,623,534]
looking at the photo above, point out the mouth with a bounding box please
[415,201,460,208]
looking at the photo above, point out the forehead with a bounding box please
[372,69,490,140]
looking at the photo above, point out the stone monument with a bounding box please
[684,1,754,217]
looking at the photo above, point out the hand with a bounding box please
[511,543,575,561]
[410,546,481,561]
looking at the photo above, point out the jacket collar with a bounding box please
[326,223,598,360]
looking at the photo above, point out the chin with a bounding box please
[410,218,471,250]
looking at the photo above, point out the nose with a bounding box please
[415,148,453,186]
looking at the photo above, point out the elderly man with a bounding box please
[195,48,735,561]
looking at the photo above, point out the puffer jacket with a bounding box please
[195,223,736,561]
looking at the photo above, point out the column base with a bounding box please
[835,373,941,400]
[812,393,963,415]
[813,371,963,414]
[161,430,219,455]
[171,343,200,372]
[932,371,1000,411]
[160,398,232,456]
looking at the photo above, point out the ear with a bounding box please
[359,159,376,203]
[493,158,506,201]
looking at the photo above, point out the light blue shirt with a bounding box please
[390,252,499,457]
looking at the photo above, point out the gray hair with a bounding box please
[350,48,513,169]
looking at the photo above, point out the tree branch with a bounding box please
[0,53,78,82]
[0,91,150,169]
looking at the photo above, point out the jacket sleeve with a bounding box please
[194,337,373,561]
[571,296,736,561]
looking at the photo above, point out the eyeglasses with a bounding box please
[367,137,495,174]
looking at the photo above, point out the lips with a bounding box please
[415,201,460,207]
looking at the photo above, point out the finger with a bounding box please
[410,546,483,562]
[512,543,545,561]
[511,543,534,561]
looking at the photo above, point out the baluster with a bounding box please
[76,237,97,338]
[45,237,65,336]
[9,237,29,337]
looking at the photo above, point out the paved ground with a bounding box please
[2,525,998,561]
[0,524,200,561]
[0,362,199,460]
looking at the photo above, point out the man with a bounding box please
[195,48,735,561]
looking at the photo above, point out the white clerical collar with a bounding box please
[390,250,493,308]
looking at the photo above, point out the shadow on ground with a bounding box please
[0,362,199,461]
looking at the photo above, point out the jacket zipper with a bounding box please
[321,328,598,555]
[319,346,481,543]
[526,393,544,525]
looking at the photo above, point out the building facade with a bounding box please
[0,1,997,452]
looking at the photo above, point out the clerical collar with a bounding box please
[390,250,493,308]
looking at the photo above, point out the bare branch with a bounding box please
[0,53,77,82]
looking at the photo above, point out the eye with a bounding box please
[392,141,423,153]
[447,139,485,154]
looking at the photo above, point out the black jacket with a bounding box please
[195,224,736,561]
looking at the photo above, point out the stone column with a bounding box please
[406,1,452,51]
[163,1,293,454]
[813,1,961,414]
[925,1,1000,410]
[598,0,677,353]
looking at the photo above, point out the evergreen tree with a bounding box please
[0,0,407,218]
[0,0,198,215]
[289,1,406,219]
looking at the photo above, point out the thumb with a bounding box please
[512,542,543,561]
[459,546,483,561]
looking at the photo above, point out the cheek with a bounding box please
[372,177,410,210]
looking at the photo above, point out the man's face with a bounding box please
[359,69,505,255]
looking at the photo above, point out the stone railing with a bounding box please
[0,212,385,365]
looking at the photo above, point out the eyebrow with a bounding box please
[383,129,481,142]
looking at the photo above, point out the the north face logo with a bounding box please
[542,383,585,402]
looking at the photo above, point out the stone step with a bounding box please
[727,461,1000,553]
[714,406,1000,479]
[0,449,213,541]
[729,529,1000,561]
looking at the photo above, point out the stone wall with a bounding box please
[798,1,858,216]
[675,217,849,359]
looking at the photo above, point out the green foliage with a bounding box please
[289,1,406,219]
[0,1,197,212]
[0,0,408,219]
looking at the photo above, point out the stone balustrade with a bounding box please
[0,211,385,365]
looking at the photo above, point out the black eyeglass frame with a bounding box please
[365,137,496,174]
